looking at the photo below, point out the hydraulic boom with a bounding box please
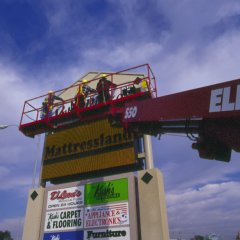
[122,78,240,162]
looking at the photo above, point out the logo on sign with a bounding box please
[84,203,129,228]
[44,209,83,231]
[85,179,128,205]
[43,231,84,240]
[47,186,84,210]
[87,229,126,239]
[94,182,119,201]
[84,227,130,240]
[50,189,81,200]
[209,85,240,112]
[50,235,60,240]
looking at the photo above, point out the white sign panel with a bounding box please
[84,202,129,228]
[46,186,84,210]
[84,227,130,240]
[44,208,84,232]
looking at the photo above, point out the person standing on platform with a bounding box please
[96,74,116,103]
[41,91,64,118]
[75,79,95,107]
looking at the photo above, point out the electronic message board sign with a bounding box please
[41,118,141,182]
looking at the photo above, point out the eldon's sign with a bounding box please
[46,186,84,210]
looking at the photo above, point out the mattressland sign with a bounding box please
[41,118,138,182]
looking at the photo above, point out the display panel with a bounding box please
[41,118,139,182]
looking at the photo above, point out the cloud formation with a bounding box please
[0,0,240,239]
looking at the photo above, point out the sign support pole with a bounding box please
[144,134,154,169]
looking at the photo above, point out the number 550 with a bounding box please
[124,106,137,119]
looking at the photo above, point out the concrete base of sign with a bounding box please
[138,168,169,240]
[22,187,45,240]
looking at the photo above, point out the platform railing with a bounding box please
[20,64,157,126]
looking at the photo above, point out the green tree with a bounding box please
[0,231,13,240]
[192,235,204,240]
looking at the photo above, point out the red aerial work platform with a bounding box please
[19,64,157,138]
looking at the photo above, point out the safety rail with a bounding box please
[19,64,157,137]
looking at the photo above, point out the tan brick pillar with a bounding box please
[138,168,169,240]
[22,187,45,240]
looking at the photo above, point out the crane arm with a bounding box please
[122,78,240,162]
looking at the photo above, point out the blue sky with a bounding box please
[0,0,240,239]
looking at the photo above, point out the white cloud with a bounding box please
[154,30,240,94]
[166,181,240,239]
[154,134,240,239]
[0,60,44,192]
[83,42,164,69]
[0,60,41,122]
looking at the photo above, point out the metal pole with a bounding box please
[38,133,47,187]
[143,134,154,169]
[32,135,40,188]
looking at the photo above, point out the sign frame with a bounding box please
[41,118,143,184]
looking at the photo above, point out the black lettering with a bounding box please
[93,138,99,147]
[80,141,86,151]
[68,143,73,153]
[73,143,80,152]
[87,231,93,238]
[45,145,55,159]
[52,220,58,228]
[87,139,93,149]
[67,219,71,227]
[86,230,126,238]
[55,146,61,156]
[72,218,78,226]
[45,129,134,160]
[124,130,133,140]
[62,144,67,154]
[100,134,104,146]
[62,220,66,228]
[105,135,112,145]
[113,133,122,143]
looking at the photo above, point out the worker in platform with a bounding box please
[75,79,95,108]
[141,79,148,92]
[41,91,64,119]
[96,74,116,103]
[133,77,149,92]
[236,232,240,240]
